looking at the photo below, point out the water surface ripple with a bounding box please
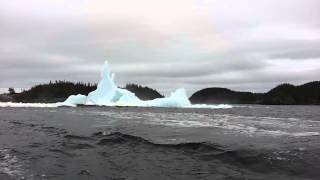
[0,105,319,180]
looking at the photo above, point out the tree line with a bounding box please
[5,81,164,103]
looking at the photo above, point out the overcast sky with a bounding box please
[0,0,319,95]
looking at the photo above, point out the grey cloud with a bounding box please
[114,54,268,79]
[0,0,320,95]
[268,46,320,60]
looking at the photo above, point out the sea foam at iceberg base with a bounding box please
[63,61,196,108]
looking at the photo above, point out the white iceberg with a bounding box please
[63,94,87,106]
[63,61,192,107]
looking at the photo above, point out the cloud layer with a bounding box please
[0,0,319,95]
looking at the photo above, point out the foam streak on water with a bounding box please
[0,102,233,109]
[89,110,320,137]
[0,149,26,179]
[0,102,60,108]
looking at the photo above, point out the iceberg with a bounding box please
[63,61,192,107]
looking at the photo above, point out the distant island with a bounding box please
[0,81,319,105]
[190,81,320,105]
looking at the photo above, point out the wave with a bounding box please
[91,132,279,172]
[186,104,233,109]
[64,134,95,141]
[92,132,251,157]
[93,132,222,150]
[91,131,319,177]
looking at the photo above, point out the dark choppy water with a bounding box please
[0,105,320,180]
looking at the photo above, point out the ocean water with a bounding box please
[0,105,319,180]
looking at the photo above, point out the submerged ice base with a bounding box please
[63,61,192,108]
